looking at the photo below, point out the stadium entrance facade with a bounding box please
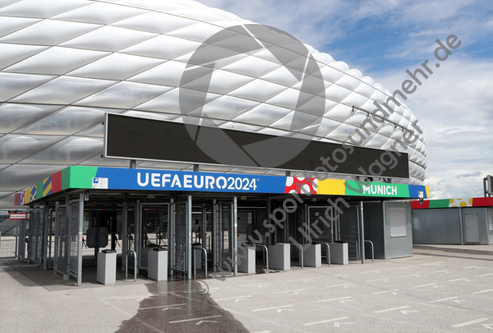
[12,166,428,286]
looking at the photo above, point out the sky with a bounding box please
[199,0,493,199]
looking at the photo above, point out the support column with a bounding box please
[77,193,84,286]
[232,197,238,276]
[135,200,141,269]
[169,199,175,275]
[111,206,116,251]
[121,202,127,272]
[266,196,271,245]
[304,204,310,245]
[14,222,18,259]
[53,201,59,274]
[459,206,464,245]
[65,196,70,278]
[212,199,217,272]
[330,207,334,243]
[42,203,49,270]
[186,195,192,280]
[360,201,365,264]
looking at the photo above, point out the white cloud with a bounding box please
[375,55,493,198]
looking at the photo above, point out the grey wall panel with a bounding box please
[384,202,413,258]
[412,208,461,244]
[363,202,385,259]
[461,208,488,245]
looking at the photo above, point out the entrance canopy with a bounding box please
[15,166,429,206]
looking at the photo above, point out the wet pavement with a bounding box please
[116,279,248,333]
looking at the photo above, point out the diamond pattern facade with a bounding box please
[0,0,426,207]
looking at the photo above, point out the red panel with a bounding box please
[411,200,430,209]
[52,171,62,193]
[472,197,493,207]
[285,177,317,194]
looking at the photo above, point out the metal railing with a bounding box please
[125,250,137,282]
[317,242,331,266]
[193,247,208,279]
[257,245,269,271]
[292,243,303,269]
[365,240,375,262]
[349,241,360,260]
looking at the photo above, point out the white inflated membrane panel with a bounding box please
[0,0,427,206]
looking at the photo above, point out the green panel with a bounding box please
[62,167,71,190]
[36,182,43,199]
[344,180,410,198]
[69,166,99,189]
[429,199,450,208]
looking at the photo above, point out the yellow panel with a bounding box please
[317,179,346,195]
[426,186,430,199]
[25,189,31,202]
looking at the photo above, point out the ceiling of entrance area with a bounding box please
[0,0,427,207]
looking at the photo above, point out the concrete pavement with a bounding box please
[1,244,492,332]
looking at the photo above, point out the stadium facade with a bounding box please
[0,0,426,208]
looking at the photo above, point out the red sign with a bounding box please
[9,213,27,220]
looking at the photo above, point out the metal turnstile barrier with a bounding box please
[257,244,269,271]
[54,203,66,274]
[125,250,137,282]
[291,243,304,269]
[318,242,331,266]
[0,214,20,259]
[193,246,208,278]
[365,240,375,262]
[173,201,188,275]
[139,204,169,270]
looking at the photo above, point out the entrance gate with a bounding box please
[121,196,238,280]
[213,200,237,274]
[53,194,84,286]
[340,205,361,260]
[307,206,333,243]
[0,212,20,259]
[171,199,191,278]
[139,203,169,269]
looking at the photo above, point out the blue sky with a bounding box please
[199,0,493,198]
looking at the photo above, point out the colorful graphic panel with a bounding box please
[411,197,493,209]
[15,166,430,205]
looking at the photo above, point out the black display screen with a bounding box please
[104,113,409,178]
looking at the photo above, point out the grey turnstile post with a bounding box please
[97,250,117,285]
[238,246,255,274]
[328,242,348,265]
[304,244,321,267]
[148,248,168,281]
[193,247,208,278]
[268,243,290,271]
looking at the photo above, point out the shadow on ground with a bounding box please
[117,279,248,333]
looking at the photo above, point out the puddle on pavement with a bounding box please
[116,279,248,333]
